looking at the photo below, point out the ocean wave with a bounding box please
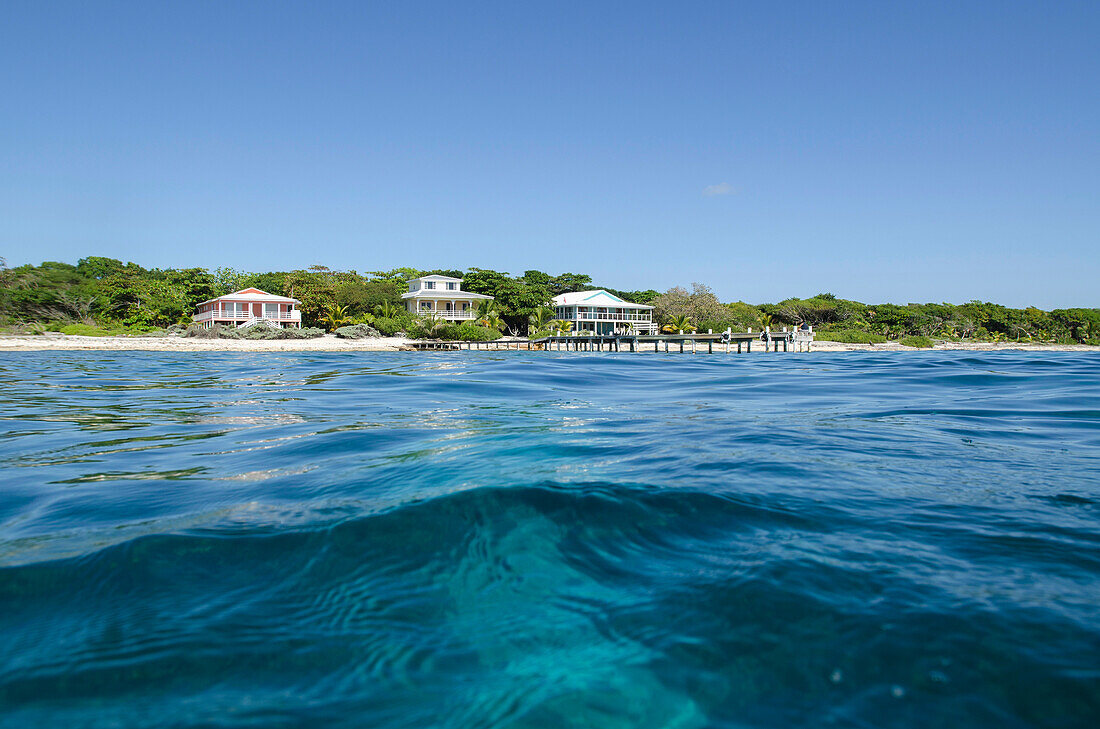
[1,352,1099,727]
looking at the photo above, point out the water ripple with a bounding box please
[0,351,1098,728]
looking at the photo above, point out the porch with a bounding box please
[408,299,480,320]
[193,306,302,328]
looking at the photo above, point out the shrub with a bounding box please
[240,325,286,340]
[900,335,934,348]
[186,324,241,339]
[448,323,502,341]
[22,322,48,335]
[371,316,410,336]
[335,323,381,339]
[814,330,887,344]
[59,324,117,337]
[242,325,326,340]
[406,318,447,339]
[184,324,324,339]
[412,322,503,341]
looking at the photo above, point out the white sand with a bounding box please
[0,334,415,351]
[0,334,1095,353]
[808,340,1096,353]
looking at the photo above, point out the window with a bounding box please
[420,301,433,311]
[446,282,457,290]
[425,281,435,290]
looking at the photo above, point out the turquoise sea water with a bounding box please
[1,351,1098,728]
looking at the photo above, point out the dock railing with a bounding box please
[408,326,814,354]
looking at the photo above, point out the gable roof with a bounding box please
[197,288,301,306]
[551,290,653,309]
[408,274,463,282]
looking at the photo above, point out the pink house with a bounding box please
[193,288,302,329]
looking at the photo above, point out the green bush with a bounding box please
[335,323,381,339]
[59,324,119,337]
[814,330,888,344]
[240,326,281,340]
[252,326,324,340]
[412,322,502,341]
[185,324,324,339]
[371,316,411,336]
[11,322,49,335]
[900,335,934,348]
[186,324,241,339]
[452,323,502,341]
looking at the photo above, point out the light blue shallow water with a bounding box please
[0,351,1098,728]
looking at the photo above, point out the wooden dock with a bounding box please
[409,340,540,351]
[533,332,799,353]
[410,329,813,353]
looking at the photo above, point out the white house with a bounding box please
[193,288,302,329]
[552,290,657,334]
[401,275,493,320]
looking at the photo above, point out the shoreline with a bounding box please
[0,334,1096,353]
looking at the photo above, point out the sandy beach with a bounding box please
[0,334,1095,353]
[0,334,416,352]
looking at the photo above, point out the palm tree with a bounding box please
[661,314,696,333]
[475,300,505,331]
[758,313,773,329]
[418,314,448,339]
[528,306,554,333]
[481,311,506,332]
[475,299,499,319]
[547,319,573,333]
[374,301,400,319]
[321,304,351,332]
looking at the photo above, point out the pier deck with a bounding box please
[410,331,812,353]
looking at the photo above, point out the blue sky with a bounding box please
[2,1,1097,307]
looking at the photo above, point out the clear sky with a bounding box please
[2,1,1097,307]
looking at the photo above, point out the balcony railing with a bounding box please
[568,312,653,322]
[193,310,301,322]
[417,309,476,319]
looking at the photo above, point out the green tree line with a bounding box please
[1,257,1096,343]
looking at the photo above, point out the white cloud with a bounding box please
[702,182,736,197]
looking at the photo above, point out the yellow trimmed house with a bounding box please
[401,275,493,321]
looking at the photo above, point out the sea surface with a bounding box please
[0,351,1098,728]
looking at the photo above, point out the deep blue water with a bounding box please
[1,351,1099,728]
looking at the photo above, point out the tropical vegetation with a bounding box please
[1,257,1097,344]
